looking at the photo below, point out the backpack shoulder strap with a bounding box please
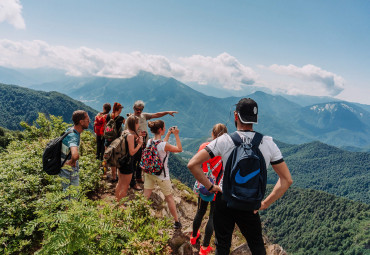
[229,131,243,146]
[251,132,263,147]
[60,129,74,167]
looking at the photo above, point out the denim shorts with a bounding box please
[59,161,79,191]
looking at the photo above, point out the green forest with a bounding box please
[267,141,370,204]
[259,186,369,255]
[0,83,97,130]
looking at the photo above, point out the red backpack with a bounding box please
[94,113,107,136]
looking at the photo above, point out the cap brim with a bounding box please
[238,112,257,124]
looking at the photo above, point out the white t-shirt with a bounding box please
[147,139,170,180]
[206,131,284,189]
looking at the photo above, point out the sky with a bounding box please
[0,0,369,104]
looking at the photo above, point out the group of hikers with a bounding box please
[58,98,293,255]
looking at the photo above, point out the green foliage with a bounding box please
[33,193,171,255]
[168,153,195,187]
[0,126,24,151]
[0,83,98,131]
[260,186,370,255]
[0,113,170,254]
[267,141,370,204]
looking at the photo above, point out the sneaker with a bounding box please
[190,230,200,245]
[174,221,182,229]
[199,245,214,255]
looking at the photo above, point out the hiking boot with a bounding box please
[174,221,182,229]
[199,245,214,255]
[190,230,200,245]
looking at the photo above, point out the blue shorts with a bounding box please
[59,161,79,191]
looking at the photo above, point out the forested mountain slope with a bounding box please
[267,141,370,204]
[260,186,369,255]
[0,83,97,130]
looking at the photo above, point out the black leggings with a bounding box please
[130,148,143,187]
[192,197,216,247]
[96,136,105,160]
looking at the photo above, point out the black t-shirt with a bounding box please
[106,114,124,133]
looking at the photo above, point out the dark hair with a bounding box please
[72,110,87,125]
[126,115,139,132]
[212,123,228,138]
[101,103,111,114]
[148,120,164,134]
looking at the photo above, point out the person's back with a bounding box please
[188,98,292,255]
[95,103,111,160]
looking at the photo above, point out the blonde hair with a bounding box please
[212,123,228,138]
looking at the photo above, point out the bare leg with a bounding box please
[144,188,153,199]
[115,172,133,202]
[165,194,179,222]
[111,166,117,180]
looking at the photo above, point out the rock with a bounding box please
[230,243,251,255]
[177,242,193,255]
[266,244,287,255]
[169,232,192,254]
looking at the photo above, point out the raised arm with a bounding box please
[256,162,293,213]
[127,134,143,156]
[150,111,178,119]
[164,128,182,153]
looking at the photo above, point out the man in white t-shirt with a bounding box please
[188,98,293,255]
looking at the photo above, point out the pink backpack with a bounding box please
[140,140,168,177]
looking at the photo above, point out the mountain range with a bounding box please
[0,67,369,254]
[1,67,370,151]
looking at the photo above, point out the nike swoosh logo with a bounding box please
[235,169,260,184]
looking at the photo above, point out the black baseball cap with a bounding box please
[236,98,258,124]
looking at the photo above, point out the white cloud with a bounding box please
[0,0,25,29]
[179,53,258,90]
[0,39,258,90]
[266,64,345,96]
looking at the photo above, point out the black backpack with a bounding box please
[222,131,267,211]
[42,130,74,175]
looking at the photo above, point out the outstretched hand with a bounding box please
[168,111,178,117]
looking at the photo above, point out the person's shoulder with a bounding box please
[157,141,166,151]
[261,135,274,143]
[208,133,231,148]
[198,142,210,151]
[142,112,151,119]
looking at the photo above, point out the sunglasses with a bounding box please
[134,108,143,112]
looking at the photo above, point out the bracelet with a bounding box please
[207,184,214,191]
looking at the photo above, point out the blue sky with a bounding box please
[1,0,369,104]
